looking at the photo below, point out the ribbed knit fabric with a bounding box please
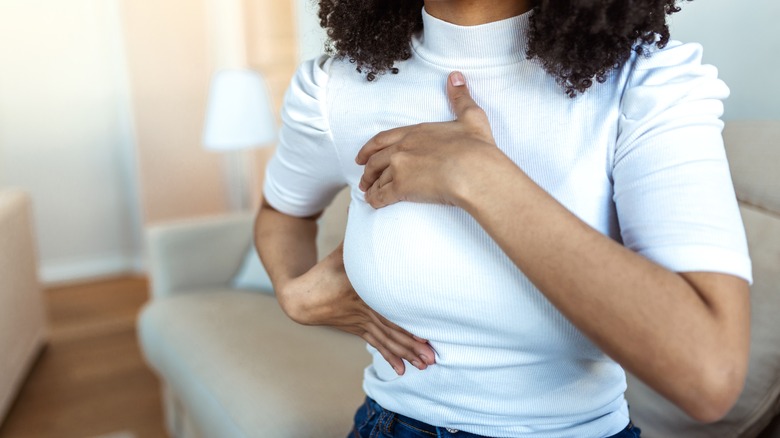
[263,7,752,437]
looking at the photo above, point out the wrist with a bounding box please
[453,147,519,212]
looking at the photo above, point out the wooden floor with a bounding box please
[0,276,167,438]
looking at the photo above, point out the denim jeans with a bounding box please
[347,397,641,438]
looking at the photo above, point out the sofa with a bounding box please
[0,189,48,426]
[137,121,780,437]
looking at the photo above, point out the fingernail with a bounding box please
[420,354,430,364]
[412,360,421,369]
[451,71,465,87]
[394,366,403,375]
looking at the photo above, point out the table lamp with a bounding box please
[203,69,276,211]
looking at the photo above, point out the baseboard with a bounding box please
[39,253,140,285]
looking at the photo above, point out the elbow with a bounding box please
[279,298,309,326]
[680,358,748,423]
[275,283,313,326]
[275,284,300,322]
[684,387,741,424]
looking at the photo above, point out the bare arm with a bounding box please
[458,154,750,422]
[254,197,320,314]
[357,71,750,421]
[254,198,436,374]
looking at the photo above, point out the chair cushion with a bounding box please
[625,204,780,437]
[137,290,370,438]
[723,121,780,215]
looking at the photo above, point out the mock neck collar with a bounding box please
[411,6,532,69]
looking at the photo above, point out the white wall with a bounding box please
[0,0,142,283]
[0,0,771,284]
[669,0,779,120]
[294,0,327,61]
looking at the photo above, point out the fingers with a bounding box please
[378,316,436,366]
[365,181,401,209]
[356,127,406,165]
[361,313,436,375]
[447,71,488,127]
[358,147,393,191]
[446,71,473,116]
[376,170,393,189]
[363,332,406,376]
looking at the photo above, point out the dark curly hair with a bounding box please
[317,0,690,97]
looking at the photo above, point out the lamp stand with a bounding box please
[222,150,254,211]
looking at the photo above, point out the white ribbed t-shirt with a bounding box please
[263,7,752,438]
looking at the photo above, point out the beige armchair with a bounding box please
[138,191,368,438]
[0,189,48,425]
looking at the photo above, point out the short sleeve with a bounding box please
[262,55,347,217]
[614,41,752,283]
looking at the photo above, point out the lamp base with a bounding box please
[222,150,254,212]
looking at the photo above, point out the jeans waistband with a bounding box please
[363,397,639,438]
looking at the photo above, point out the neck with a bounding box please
[423,0,533,26]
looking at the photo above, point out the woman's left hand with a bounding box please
[356,71,507,209]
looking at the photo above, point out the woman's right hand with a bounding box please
[279,242,436,375]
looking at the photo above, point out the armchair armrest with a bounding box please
[145,213,254,299]
[0,189,48,423]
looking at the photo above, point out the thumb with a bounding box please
[447,71,482,122]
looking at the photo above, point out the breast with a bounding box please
[342,189,594,355]
[330,62,621,356]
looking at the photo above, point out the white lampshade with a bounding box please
[202,69,276,151]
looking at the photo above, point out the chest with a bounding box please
[327,59,623,230]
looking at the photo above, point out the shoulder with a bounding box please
[619,40,730,120]
[282,55,337,133]
[632,40,708,71]
[290,54,362,93]
[288,54,334,103]
[285,54,363,115]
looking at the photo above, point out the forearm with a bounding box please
[457,151,749,421]
[254,198,437,370]
[356,72,749,419]
[254,198,320,314]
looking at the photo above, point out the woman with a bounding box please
[255,0,752,436]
